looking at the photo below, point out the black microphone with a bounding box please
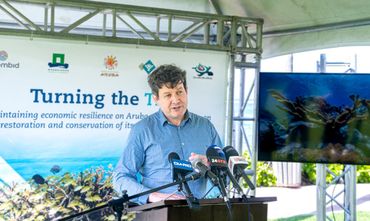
[168,152,199,209]
[190,156,219,185]
[168,152,191,181]
[208,146,246,198]
[168,152,180,181]
[223,146,255,190]
[206,146,232,214]
[206,145,228,169]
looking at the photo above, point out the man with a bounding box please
[113,64,222,204]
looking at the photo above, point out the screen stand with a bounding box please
[316,164,356,221]
[316,164,326,221]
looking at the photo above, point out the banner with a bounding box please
[0,36,228,184]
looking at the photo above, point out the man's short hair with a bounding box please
[148,64,187,96]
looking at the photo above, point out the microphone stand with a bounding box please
[175,174,200,209]
[239,169,256,190]
[224,168,248,201]
[214,170,233,221]
[58,173,202,221]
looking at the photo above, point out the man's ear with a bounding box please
[153,94,159,103]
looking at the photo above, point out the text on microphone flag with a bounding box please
[172,159,193,171]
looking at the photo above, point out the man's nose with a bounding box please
[171,94,181,102]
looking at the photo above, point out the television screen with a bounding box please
[258,72,370,165]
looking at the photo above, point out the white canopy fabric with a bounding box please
[96,0,370,58]
[234,0,370,58]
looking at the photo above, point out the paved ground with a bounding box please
[256,184,370,219]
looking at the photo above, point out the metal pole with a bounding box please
[156,16,160,37]
[237,54,246,154]
[44,3,48,31]
[345,165,356,221]
[102,13,107,36]
[112,9,116,37]
[319,54,326,73]
[204,21,210,44]
[345,55,357,221]
[251,53,261,197]
[224,53,235,146]
[316,53,326,221]
[167,15,172,41]
[50,3,54,32]
[316,164,327,221]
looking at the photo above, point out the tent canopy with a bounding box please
[99,0,370,58]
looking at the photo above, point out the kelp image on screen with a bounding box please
[258,73,370,165]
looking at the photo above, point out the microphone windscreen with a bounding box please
[223,146,239,161]
[206,146,227,168]
[168,152,180,163]
[206,146,221,158]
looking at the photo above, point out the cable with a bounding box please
[201,185,217,199]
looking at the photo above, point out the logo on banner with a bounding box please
[0,50,8,61]
[104,55,118,70]
[0,50,20,69]
[192,63,213,79]
[101,55,119,77]
[139,60,156,74]
[48,53,69,73]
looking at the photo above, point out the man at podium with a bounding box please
[113,64,223,205]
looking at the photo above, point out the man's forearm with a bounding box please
[113,173,151,205]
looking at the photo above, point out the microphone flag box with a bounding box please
[228,156,248,174]
[209,156,228,168]
[172,159,193,174]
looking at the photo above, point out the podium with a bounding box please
[128,197,276,221]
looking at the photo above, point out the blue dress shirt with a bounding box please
[113,110,223,204]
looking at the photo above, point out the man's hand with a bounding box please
[189,152,209,166]
[148,192,185,203]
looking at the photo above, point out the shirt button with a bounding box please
[182,143,185,146]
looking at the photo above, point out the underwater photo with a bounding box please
[258,72,370,165]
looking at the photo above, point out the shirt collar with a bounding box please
[158,109,192,126]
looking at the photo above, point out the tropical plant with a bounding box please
[241,151,277,187]
[302,163,370,184]
[357,165,370,183]
[256,161,277,187]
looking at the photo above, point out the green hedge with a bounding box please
[302,163,370,184]
[241,151,370,187]
[242,151,277,187]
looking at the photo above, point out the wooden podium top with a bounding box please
[128,196,277,212]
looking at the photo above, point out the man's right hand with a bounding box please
[148,192,185,203]
[189,152,209,166]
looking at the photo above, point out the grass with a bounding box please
[269,211,370,221]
